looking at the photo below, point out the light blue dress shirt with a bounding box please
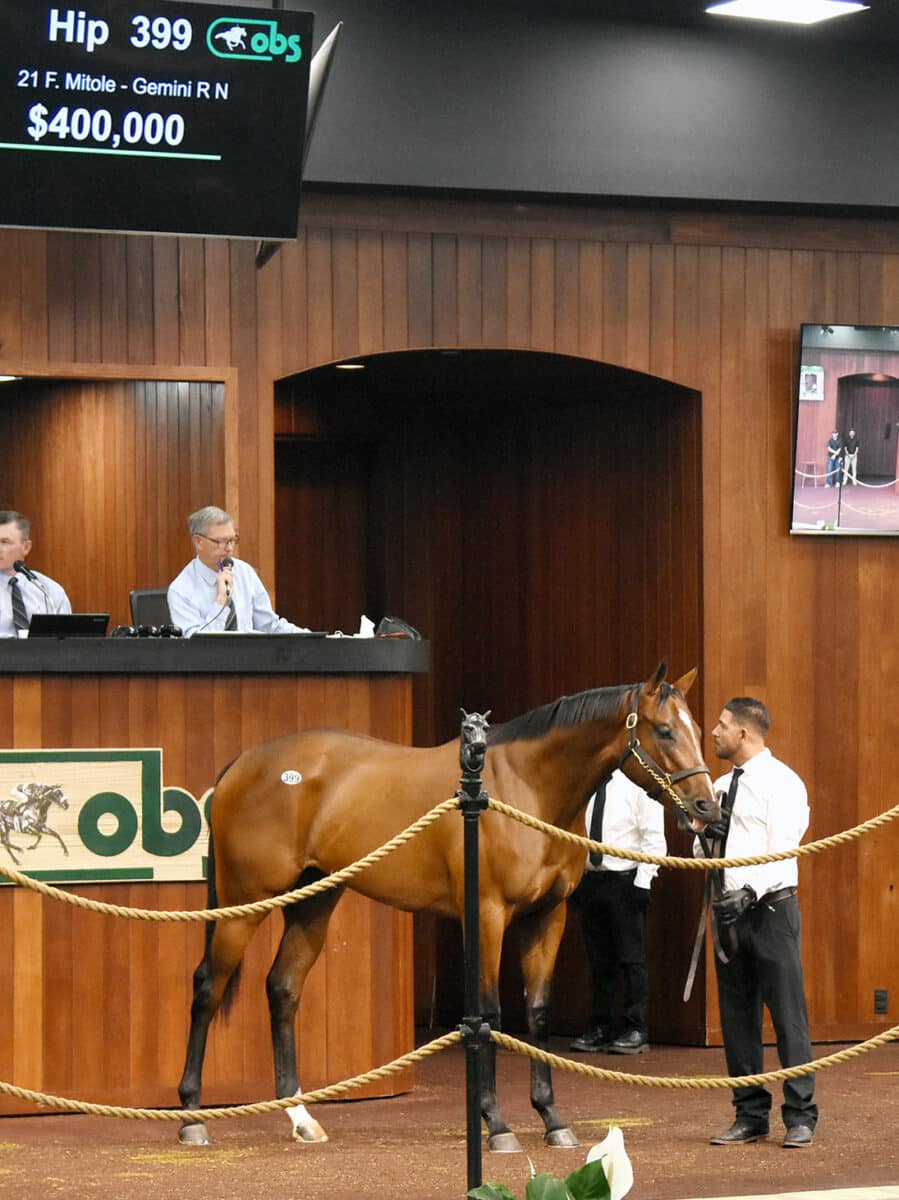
[167,556,308,638]
[0,570,72,637]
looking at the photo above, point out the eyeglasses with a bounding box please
[198,533,240,549]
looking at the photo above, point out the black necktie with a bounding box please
[224,597,238,630]
[588,781,608,867]
[720,767,743,850]
[9,577,29,632]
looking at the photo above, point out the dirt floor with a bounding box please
[0,1035,895,1200]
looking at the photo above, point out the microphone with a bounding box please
[14,559,52,611]
[220,556,234,599]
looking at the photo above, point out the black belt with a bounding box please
[760,886,797,906]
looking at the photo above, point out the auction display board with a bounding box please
[0,0,313,237]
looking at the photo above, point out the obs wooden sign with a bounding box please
[0,749,210,883]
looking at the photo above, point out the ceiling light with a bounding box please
[706,1,868,25]
[0,375,22,383]
[335,362,365,370]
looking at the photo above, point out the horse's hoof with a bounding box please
[178,1123,210,1146]
[286,1102,328,1144]
[544,1127,580,1149]
[487,1132,523,1153]
[291,1121,329,1144]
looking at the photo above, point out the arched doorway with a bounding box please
[274,348,705,1040]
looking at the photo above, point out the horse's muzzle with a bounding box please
[678,794,717,833]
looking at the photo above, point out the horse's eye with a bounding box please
[656,725,674,740]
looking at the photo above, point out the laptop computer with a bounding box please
[28,613,110,638]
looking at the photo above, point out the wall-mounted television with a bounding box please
[0,0,312,239]
[790,324,899,536]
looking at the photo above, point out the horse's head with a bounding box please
[29,783,69,810]
[47,785,69,810]
[619,661,719,831]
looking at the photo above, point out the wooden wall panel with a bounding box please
[0,378,225,628]
[0,194,896,1048]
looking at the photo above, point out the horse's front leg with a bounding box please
[266,886,344,1143]
[41,827,69,856]
[476,907,522,1153]
[518,900,579,1148]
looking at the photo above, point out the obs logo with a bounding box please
[207,18,303,63]
[0,749,211,884]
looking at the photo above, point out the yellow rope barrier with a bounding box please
[0,1031,462,1121]
[1,1021,896,1120]
[0,796,459,921]
[487,796,899,869]
[0,792,896,916]
[491,1026,899,1089]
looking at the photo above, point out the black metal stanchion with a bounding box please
[456,711,491,1196]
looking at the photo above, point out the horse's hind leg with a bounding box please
[518,902,579,1148]
[178,913,265,1144]
[266,883,345,1143]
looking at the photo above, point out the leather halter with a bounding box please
[618,685,711,812]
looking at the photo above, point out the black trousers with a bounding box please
[714,894,818,1130]
[575,868,649,1036]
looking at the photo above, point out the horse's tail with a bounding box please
[205,768,243,1021]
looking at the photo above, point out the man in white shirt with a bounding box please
[167,506,309,638]
[0,510,72,637]
[569,769,666,1055]
[701,696,818,1150]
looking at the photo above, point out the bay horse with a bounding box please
[178,661,718,1150]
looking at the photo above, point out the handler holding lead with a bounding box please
[699,697,818,1149]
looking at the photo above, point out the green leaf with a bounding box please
[525,1175,570,1200]
[564,1159,612,1200]
[468,1184,519,1200]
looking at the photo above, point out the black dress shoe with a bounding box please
[710,1119,770,1145]
[569,1026,610,1052]
[782,1125,814,1148]
[606,1030,649,1055]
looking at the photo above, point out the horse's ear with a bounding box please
[674,666,698,695]
[645,659,668,695]
[484,710,492,721]
[460,707,469,719]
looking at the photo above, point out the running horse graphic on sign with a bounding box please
[0,781,70,865]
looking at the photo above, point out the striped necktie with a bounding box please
[9,576,29,632]
[225,597,238,631]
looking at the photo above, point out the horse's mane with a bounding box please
[487,681,675,745]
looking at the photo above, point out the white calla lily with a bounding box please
[586,1124,633,1200]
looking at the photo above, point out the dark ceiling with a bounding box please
[478,0,899,45]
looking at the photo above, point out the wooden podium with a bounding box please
[0,636,429,1114]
